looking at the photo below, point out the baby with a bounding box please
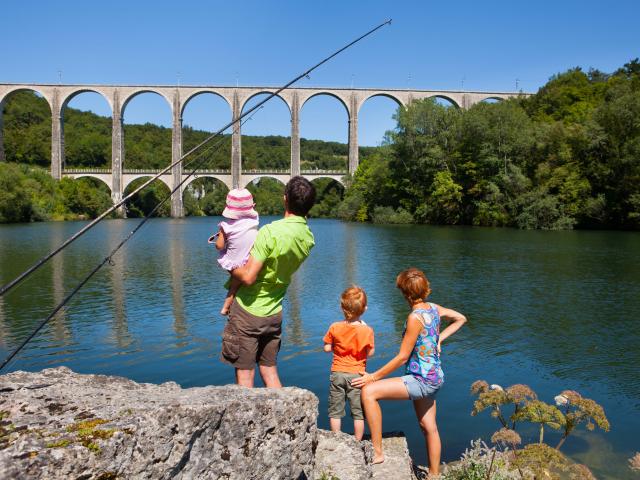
[209,188,259,315]
[323,285,375,440]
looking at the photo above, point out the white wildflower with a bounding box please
[555,394,569,406]
[490,384,503,391]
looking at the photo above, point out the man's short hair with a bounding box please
[285,176,316,216]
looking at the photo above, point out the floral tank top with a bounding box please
[405,303,444,385]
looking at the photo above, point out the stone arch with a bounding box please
[300,92,349,118]
[480,96,505,103]
[121,89,173,115]
[182,176,230,216]
[122,174,172,193]
[240,91,291,116]
[0,87,53,166]
[61,88,112,112]
[357,92,404,113]
[310,175,346,189]
[61,90,112,169]
[241,174,288,189]
[180,90,232,118]
[0,86,52,112]
[182,174,232,191]
[123,175,173,218]
[71,174,112,193]
[428,95,461,109]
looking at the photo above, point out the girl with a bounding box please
[209,188,259,315]
[352,267,466,475]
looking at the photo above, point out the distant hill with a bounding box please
[1,91,381,171]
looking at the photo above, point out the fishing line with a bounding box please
[0,110,261,372]
[0,18,392,298]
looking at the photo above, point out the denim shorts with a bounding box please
[401,375,442,401]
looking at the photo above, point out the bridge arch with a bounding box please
[122,174,172,193]
[61,91,112,169]
[300,91,349,118]
[61,88,112,112]
[182,176,230,216]
[123,176,173,218]
[240,91,291,116]
[69,174,112,193]
[479,96,505,103]
[428,95,461,109]
[180,90,232,118]
[121,89,173,114]
[182,174,232,191]
[357,92,404,113]
[0,88,52,167]
[0,86,52,112]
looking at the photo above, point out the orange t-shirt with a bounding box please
[323,321,375,374]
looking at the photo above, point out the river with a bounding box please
[1,217,638,478]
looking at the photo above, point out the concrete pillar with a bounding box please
[171,90,184,218]
[111,90,124,215]
[231,90,242,189]
[290,91,300,177]
[51,89,63,179]
[347,93,359,175]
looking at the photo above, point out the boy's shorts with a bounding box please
[328,371,364,420]
[220,300,283,369]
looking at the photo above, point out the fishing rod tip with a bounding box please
[385,18,393,25]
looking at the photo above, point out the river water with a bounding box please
[0,217,638,478]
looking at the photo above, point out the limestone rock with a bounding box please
[313,429,372,480]
[367,433,416,480]
[0,367,318,480]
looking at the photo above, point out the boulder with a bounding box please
[0,367,318,479]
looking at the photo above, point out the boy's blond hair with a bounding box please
[341,285,367,321]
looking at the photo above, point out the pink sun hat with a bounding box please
[222,188,258,220]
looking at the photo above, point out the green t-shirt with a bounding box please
[235,215,315,317]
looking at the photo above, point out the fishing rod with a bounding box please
[0,18,392,299]
[0,110,260,373]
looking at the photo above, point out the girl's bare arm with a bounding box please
[352,315,422,387]
[437,304,467,344]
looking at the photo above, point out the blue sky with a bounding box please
[2,0,639,145]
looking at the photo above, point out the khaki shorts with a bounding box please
[220,300,283,370]
[328,371,364,420]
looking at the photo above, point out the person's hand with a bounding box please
[351,373,377,389]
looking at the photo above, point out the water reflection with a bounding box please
[284,274,307,349]
[108,231,131,350]
[50,226,70,343]
[170,227,187,343]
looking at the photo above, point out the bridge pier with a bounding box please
[111,90,125,216]
[231,90,242,189]
[51,89,63,180]
[171,90,184,218]
[290,92,300,177]
[348,93,358,175]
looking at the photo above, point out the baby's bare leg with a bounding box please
[221,274,242,315]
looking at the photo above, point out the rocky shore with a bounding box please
[0,367,416,480]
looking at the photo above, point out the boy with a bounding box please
[323,285,375,440]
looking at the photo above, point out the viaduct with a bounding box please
[0,84,526,217]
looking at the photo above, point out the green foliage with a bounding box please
[0,163,113,222]
[246,178,285,216]
[441,440,524,480]
[308,178,344,218]
[124,178,171,218]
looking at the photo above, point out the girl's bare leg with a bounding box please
[221,274,242,315]
[329,418,341,433]
[413,398,440,475]
[353,419,365,441]
[361,377,410,464]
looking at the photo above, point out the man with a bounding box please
[221,176,316,388]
